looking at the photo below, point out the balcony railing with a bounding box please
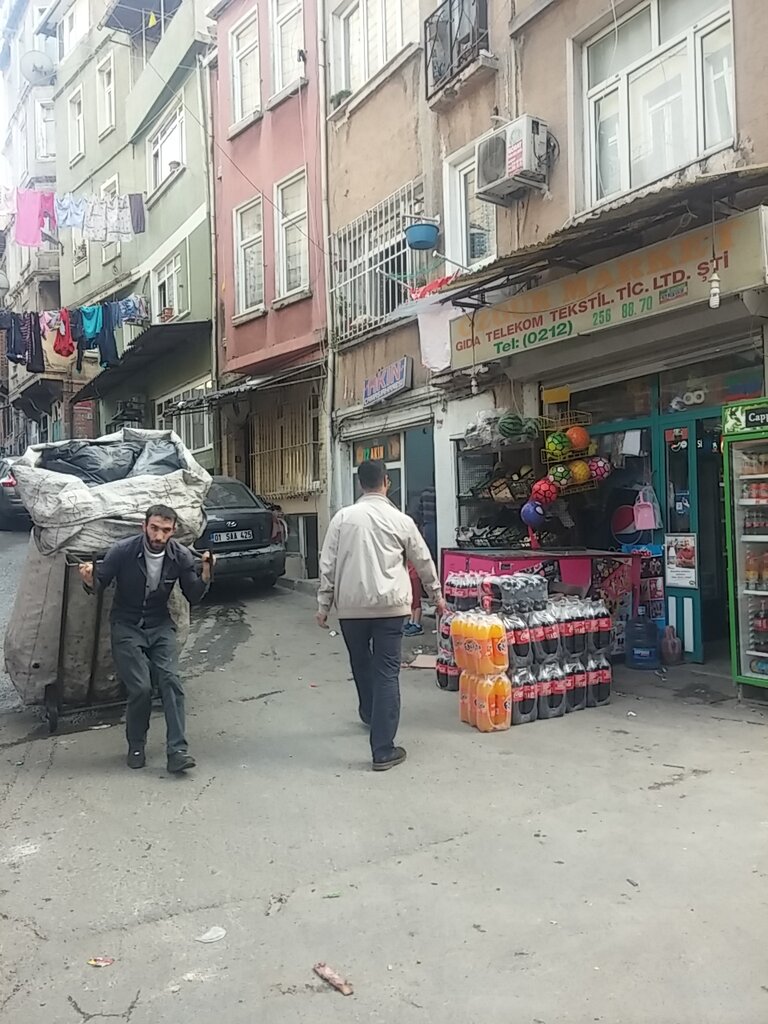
[424,0,489,100]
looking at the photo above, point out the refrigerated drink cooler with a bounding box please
[723,399,768,688]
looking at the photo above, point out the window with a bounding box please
[249,382,320,497]
[68,86,84,163]
[206,480,263,509]
[97,53,116,136]
[35,101,55,159]
[271,0,303,94]
[101,175,119,264]
[332,0,419,94]
[154,253,184,321]
[275,169,308,297]
[58,0,87,59]
[149,106,184,192]
[156,379,213,454]
[17,113,29,183]
[72,228,89,282]
[234,197,264,314]
[444,146,496,269]
[584,1,733,206]
[331,178,430,342]
[230,11,261,123]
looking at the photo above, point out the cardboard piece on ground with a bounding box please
[409,654,438,669]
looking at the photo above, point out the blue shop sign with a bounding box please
[363,357,413,407]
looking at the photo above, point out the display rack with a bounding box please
[730,442,768,680]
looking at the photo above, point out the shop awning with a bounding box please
[436,164,768,311]
[70,320,212,404]
[170,358,325,414]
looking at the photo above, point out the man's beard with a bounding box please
[145,538,167,553]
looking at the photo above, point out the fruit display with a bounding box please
[497,413,540,442]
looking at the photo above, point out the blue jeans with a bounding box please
[111,620,187,755]
[340,616,407,762]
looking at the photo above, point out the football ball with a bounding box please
[569,459,592,485]
[545,431,572,458]
[521,500,546,529]
[587,456,613,481]
[548,463,572,487]
[566,425,591,451]
[531,477,560,506]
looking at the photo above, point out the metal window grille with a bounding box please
[249,382,321,498]
[424,0,489,99]
[330,179,431,344]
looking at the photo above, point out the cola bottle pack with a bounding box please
[537,661,567,720]
[587,651,612,707]
[590,597,613,653]
[511,666,538,725]
[479,575,504,614]
[530,601,560,663]
[571,598,588,658]
[438,610,456,653]
[504,607,533,668]
[564,656,587,712]
[436,652,449,690]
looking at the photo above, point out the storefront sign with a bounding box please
[363,357,413,407]
[451,207,768,369]
[723,401,768,433]
[665,533,698,589]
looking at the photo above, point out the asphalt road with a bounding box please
[0,529,31,712]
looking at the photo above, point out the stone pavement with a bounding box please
[1,583,767,1024]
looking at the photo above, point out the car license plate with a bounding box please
[211,530,253,543]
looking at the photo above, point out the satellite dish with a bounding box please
[19,51,56,86]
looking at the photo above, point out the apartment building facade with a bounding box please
[325,0,768,660]
[36,0,216,469]
[206,0,327,578]
[0,0,97,450]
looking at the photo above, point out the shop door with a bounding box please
[658,415,725,662]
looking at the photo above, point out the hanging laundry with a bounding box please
[96,302,119,368]
[0,310,25,364]
[80,305,103,340]
[54,309,75,358]
[105,195,133,242]
[72,308,88,372]
[15,189,43,246]
[40,310,62,337]
[55,193,88,230]
[38,192,57,234]
[24,313,44,374]
[109,300,123,328]
[83,197,108,242]
[128,194,146,234]
[0,186,16,217]
[119,294,149,323]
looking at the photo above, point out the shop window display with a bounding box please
[660,351,763,413]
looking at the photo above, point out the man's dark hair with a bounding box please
[357,459,387,492]
[145,504,178,524]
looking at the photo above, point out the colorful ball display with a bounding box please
[545,431,572,458]
[548,463,572,487]
[566,425,591,451]
[521,500,546,530]
[531,477,560,506]
[569,459,592,485]
[587,456,613,481]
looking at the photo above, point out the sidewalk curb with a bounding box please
[277,577,319,597]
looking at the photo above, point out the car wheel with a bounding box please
[0,515,12,532]
[252,575,278,588]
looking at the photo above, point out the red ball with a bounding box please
[566,426,591,451]
[531,477,560,506]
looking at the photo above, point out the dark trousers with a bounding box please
[339,616,407,762]
[111,620,187,755]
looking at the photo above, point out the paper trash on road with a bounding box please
[87,957,115,967]
[195,926,226,943]
[313,962,353,996]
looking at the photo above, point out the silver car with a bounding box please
[0,458,30,530]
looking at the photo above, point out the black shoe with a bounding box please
[167,752,196,773]
[126,746,146,769]
[359,711,371,727]
[372,746,407,772]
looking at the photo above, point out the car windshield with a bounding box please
[205,481,264,510]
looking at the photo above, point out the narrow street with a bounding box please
[1,533,768,1023]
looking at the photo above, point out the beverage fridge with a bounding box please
[723,399,768,688]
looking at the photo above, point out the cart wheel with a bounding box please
[44,685,59,734]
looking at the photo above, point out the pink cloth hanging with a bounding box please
[15,189,43,246]
[39,191,57,233]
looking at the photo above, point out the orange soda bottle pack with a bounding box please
[439,571,614,729]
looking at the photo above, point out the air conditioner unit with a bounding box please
[475,115,549,205]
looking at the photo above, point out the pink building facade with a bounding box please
[209,0,327,579]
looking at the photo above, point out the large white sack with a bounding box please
[13,428,211,556]
[5,536,191,707]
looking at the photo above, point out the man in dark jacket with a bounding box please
[79,504,213,772]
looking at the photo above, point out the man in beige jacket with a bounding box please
[317,460,445,771]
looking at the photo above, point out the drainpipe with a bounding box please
[317,0,336,520]
[198,50,222,473]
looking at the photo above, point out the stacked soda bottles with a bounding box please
[442,570,614,726]
[436,572,483,691]
[450,612,512,732]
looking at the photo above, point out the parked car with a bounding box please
[0,458,30,530]
[198,476,286,586]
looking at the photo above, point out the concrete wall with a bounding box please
[211,0,326,377]
[335,324,427,411]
